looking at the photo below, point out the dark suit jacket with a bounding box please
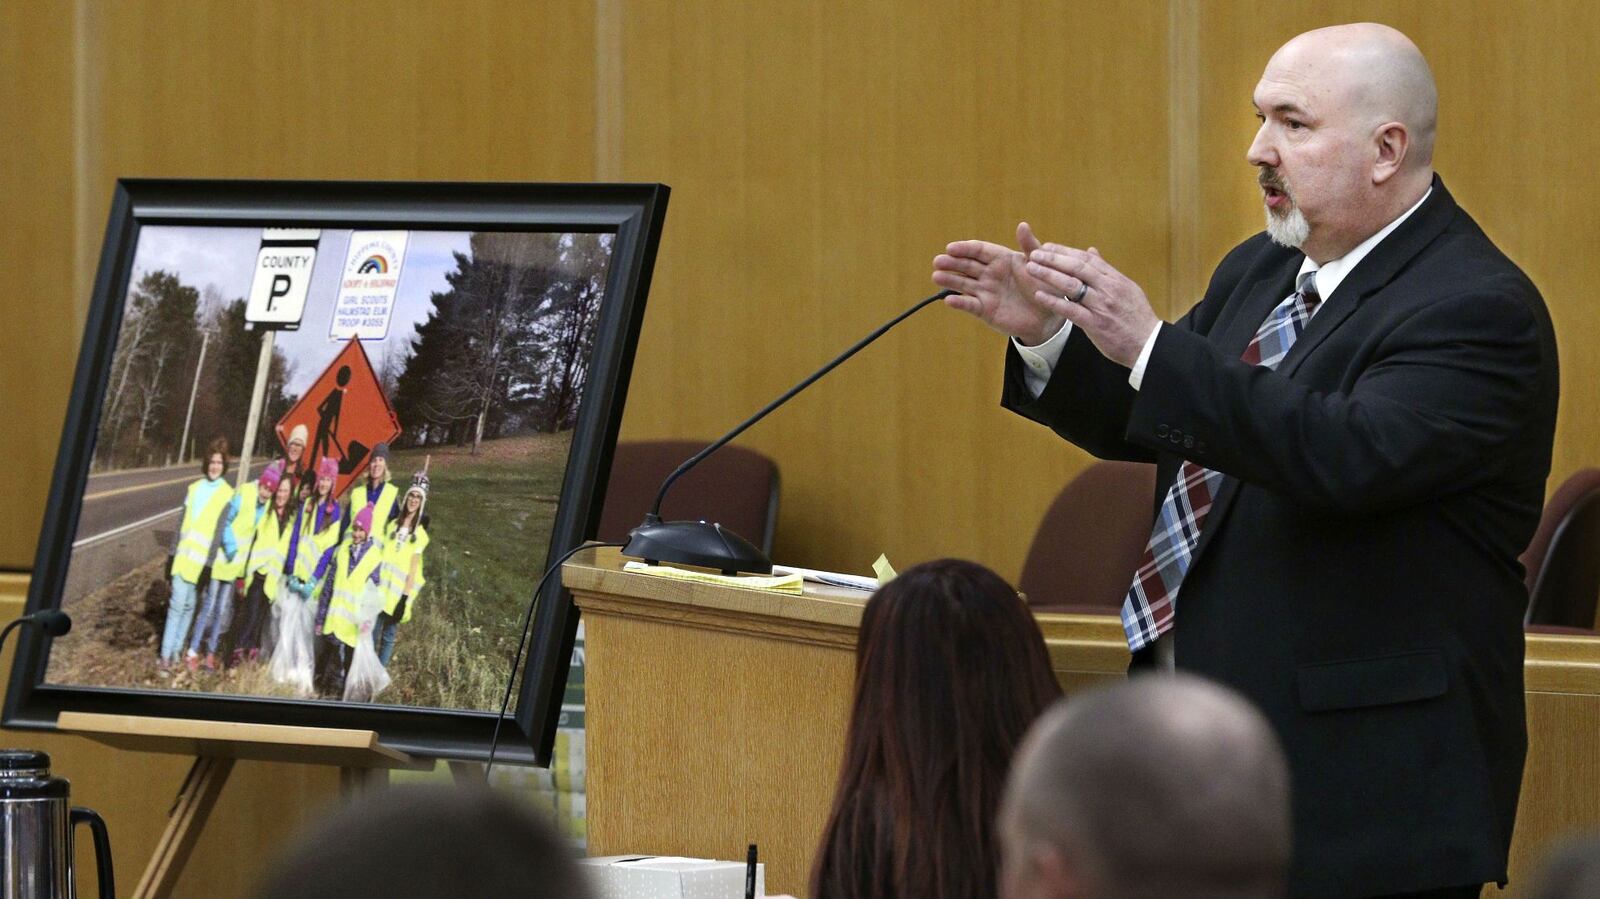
[1003,177,1559,897]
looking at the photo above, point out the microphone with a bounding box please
[0,610,72,658]
[29,610,71,637]
[623,288,955,574]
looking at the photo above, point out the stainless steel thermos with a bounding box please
[0,750,113,899]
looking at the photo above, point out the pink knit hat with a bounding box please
[317,456,338,481]
[259,461,284,492]
[353,504,374,534]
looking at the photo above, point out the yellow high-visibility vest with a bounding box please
[322,540,384,648]
[247,508,292,600]
[348,480,399,544]
[295,500,342,582]
[172,479,234,584]
[380,522,429,622]
[210,482,262,581]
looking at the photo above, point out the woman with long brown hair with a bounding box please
[811,559,1062,899]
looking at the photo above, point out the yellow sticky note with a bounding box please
[872,554,897,585]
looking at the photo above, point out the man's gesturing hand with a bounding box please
[1025,245,1162,369]
[933,222,1066,346]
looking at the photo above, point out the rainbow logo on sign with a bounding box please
[357,255,389,274]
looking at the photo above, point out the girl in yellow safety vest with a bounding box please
[232,467,293,668]
[292,456,344,594]
[188,460,282,671]
[311,503,383,698]
[270,457,339,694]
[375,472,430,666]
[159,439,234,671]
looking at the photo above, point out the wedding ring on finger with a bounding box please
[1070,283,1089,303]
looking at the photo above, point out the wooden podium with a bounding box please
[564,548,1600,899]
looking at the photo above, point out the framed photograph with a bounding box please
[3,179,668,763]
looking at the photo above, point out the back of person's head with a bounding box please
[253,785,591,899]
[811,558,1063,899]
[999,675,1290,899]
[1531,833,1600,899]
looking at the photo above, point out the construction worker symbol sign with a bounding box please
[276,338,401,499]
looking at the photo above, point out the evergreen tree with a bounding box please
[388,231,613,451]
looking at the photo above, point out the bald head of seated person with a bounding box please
[998,675,1291,899]
[936,22,1556,898]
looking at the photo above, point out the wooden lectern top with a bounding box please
[563,547,872,648]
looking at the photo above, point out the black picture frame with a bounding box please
[3,178,669,764]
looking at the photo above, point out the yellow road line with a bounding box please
[82,473,197,501]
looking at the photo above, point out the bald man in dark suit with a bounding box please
[935,23,1558,899]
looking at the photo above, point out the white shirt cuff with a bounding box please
[1128,323,1162,391]
[1012,321,1073,399]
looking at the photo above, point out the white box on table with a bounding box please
[579,855,767,899]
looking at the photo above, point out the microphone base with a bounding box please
[622,520,773,576]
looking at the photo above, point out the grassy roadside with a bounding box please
[44,432,575,714]
[378,432,572,711]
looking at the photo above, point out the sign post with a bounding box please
[238,228,320,488]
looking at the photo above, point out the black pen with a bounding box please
[745,843,758,899]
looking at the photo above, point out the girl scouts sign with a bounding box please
[329,230,409,341]
[276,337,401,499]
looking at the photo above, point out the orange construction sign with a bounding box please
[275,338,401,500]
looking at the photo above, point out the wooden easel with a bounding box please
[57,711,434,899]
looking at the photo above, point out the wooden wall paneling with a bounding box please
[613,0,1172,580]
[1167,0,1204,314]
[0,2,80,570]
[86,1,597,184]
[0,0,602,565]
[2,4,604,895]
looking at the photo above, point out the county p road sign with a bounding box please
[246,229,322,330]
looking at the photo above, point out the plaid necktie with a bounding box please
[1120,270,1321,652]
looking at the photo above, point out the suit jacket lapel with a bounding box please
[1281,175,1458,377]
[1184,176,1460,575]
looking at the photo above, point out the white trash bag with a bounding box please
[269,584,315,697]
[343,582,391,703]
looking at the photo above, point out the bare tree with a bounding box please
[134,340,173,447]
[96,269,200,468]
[101,276,159,446]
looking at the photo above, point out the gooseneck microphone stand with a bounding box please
[622,288,955,574]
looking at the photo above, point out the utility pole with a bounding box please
[177,329,210,466]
